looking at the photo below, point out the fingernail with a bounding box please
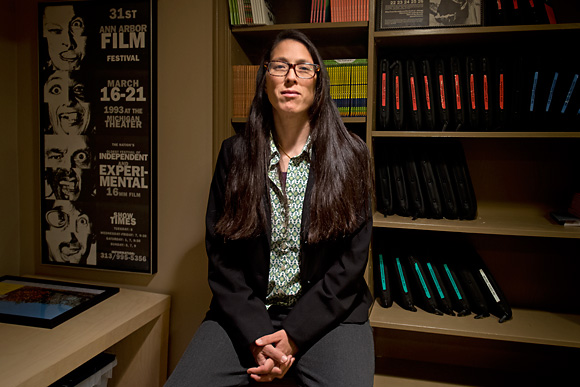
[256,339,263,345]
[281,356,287,362]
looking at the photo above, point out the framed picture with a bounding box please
[377,0,483,30]
[0,276,119,328]
[38,0,157,273]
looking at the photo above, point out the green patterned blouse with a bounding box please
[266,135,311,308]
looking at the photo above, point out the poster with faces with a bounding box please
[39,0,156,273]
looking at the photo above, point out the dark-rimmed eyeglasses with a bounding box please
[265,61,320,79]
[46,208,90,231]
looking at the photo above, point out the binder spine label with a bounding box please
[562,74,578,114]
[396,76,400,110]
[411,77,418,111]
[424,76,432,110]
[379,254,387,291]
[530,72,539,112]
[484,75,489,111]
[454,75,462,109]
[470,74,476,110]
[427,262,445,299]
[444,264,462,299]
[499,74,505,110]
[439,75,446,109]
[479,269,500,302]
[415,263,431,298]
[396,257,408,293]
[546,72,558,112]
[381,73,387,107]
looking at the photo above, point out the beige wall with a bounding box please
[1,0,214,375]
[0,0,20,276]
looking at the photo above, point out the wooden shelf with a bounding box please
[233,116,366,124]
[232,21,368,33]
[372,131,580,138]
[373,23,580,48]
[1,286,170,387]
[370,301,580,348]
[373,201,580,239]
[231,22,369,62]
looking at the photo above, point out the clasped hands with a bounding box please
[248,329,298,382]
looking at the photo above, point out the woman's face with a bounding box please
[43,5,86,71]
[265,39,317,118]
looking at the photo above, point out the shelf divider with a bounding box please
[370,301,580,348]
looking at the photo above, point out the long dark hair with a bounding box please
[216,30,372,243]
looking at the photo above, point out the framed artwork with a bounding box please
[0,276,119,328]
[377,0,483,30]
[39,0,157,273]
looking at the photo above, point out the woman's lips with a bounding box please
[59,51,79,61]
[281,90,300,96]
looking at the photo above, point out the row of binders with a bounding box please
[228,0,275,26]
[232,60,368,118]
[485,0,557,26]
[310,0,369,23]
[375,139,477,220]
[324,59,368,117]
[373,242,512,323]
[232,65,259,118]
[377,55,580,132]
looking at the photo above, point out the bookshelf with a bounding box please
[214,0,580,384]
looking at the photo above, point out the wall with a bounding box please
[2,0,214,375]
[0,0,20,276]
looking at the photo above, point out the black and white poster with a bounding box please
[39,0,157,273]
[377,0,482,30]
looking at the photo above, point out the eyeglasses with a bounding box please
[46,208,90,232]
[265,61,320,79]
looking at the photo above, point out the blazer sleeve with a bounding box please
[281,204,373,351]
[205,137,275,347]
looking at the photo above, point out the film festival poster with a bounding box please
[39,0,157,273]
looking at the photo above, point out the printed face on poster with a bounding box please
[39,0,157,273]
[377,0,482,30]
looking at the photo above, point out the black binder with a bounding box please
[481,56,494,131]
[511,56,527,131]
[419,59,437,131]
[434,58,452,131]
[435,254,470,316]
[417,145,443,219]
[375,148,394,216]
[447,140,477,220]
[421,255,455,315]
[544,0,557,24]
[433,146,459,220]
[450,56,466,131]
[391,253,416,311]
[526,57,547,130]
[378,58,391,130]
[391,60,405,131]
[456,256,490,319]
[487,0,510,26]
[469,252,512,323]
[406,59,423,131]
[374,253,393,308]
[404,147,426,219]
[390,145,410,217]
[493,56,509,131]
[407,254,442,315]
[466,56,481,131]
[558,72,580,130]
[509,0,524,25]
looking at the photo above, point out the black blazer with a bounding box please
[205,135,373,351]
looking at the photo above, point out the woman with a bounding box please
[166,30,374,386]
